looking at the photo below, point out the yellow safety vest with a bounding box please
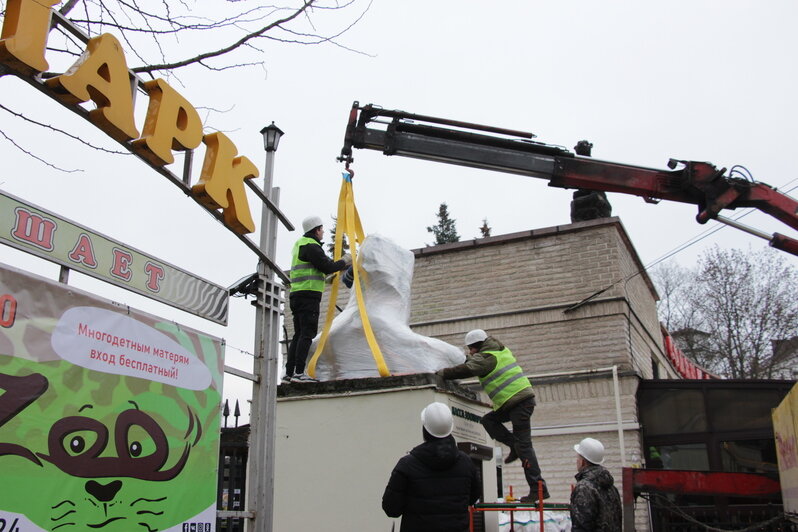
[290,236,325,293]
[478,347,532,410]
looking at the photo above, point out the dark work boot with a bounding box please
[520,485,550,503]
[504,447,518,464]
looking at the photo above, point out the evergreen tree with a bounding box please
[426,203,460,245]
[479,218,492,238]
[327,216,350,255]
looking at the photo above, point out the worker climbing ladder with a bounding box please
[307,167,391,378]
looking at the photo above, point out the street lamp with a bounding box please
[260,122,284,153]
[248,121,285,532]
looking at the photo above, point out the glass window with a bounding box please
[720,439,779,476]
[651,357,660,379]
[640,389,707,435]
[707,389,786,432]
[648,443,710,471]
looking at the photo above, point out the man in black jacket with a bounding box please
[382,402,479,532]
[284,215,350,383]
[570,437,622,531]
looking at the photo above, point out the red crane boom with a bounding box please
[339,102,798,256]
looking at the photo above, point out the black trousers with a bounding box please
[480,396,545,492]
[285,295,320,376]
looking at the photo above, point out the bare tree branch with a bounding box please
[130,1,316,74]
[654,247,798,378]
[0,103,130,156]
[1,0,372,164]
[274,0,374,56]
[0,129,82,173]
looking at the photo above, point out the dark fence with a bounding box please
[217,425,250,532]
[645,496,792,531]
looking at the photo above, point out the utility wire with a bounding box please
[225,343,255,357]
[643,177,798,271]
[565,176,798,313]
[565,216,732,312]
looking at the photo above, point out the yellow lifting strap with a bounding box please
[307,170,390,378]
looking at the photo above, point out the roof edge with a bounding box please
[412,217,659,300]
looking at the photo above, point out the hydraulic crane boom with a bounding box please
[338,101,798,257]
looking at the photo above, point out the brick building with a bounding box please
[287,216,679,527]
[404,217,677,499]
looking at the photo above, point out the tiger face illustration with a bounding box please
[0,332,221,531]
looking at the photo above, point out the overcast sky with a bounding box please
[2,0,798,417]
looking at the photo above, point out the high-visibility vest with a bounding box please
[478,347,532,410]
[290,236,325,293]
[649,446,662,460]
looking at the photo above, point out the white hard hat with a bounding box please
[574,437,605,465]
[421,402,453,438]
[464,329,488,346]
[302,215,324,233]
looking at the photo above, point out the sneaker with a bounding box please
[290,373,319,383]
[281,375,292,384]
[504,448,518,464]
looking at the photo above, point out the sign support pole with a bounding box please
[247,124,285,532]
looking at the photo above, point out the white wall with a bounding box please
[274,386,498,531]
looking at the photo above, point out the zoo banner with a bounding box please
[0,262,224,532]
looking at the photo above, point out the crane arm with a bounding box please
[338,102,798,257]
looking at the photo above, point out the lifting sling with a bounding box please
[307,169,390,377]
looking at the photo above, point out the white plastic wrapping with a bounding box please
[498,509,571,531]
[312,234,465,380]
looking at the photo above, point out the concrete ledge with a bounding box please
[277,372,482,403]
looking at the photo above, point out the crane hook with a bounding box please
[344,162,355,181]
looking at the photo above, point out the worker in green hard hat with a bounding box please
[436,329,548,503]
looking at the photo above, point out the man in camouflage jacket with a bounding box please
[570,437,622,531]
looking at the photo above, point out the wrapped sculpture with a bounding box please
[312,234,464,380]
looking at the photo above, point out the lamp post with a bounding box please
[247,122,284,532]
[259,122,284,271]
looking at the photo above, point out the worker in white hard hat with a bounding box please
[382,402,479,532]
[284,215,351,383]
[570,437,622,531]
[436,329,549,503]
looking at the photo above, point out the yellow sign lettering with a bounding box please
[193,132,258,235]
[0,6,264,236]
[44,33,139,142]
[132,79,203,166]
[0,0,59,74]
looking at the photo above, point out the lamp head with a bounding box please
[260,122,284,152]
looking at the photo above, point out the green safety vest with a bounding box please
[478,347,532,410]
[649,446,662,459]
[290,236,325,293]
